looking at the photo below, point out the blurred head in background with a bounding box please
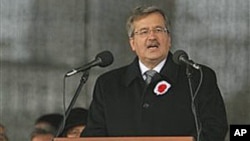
[62,107,88,138]
[0,123,9,141]
[30,128,54,141]
[33,113,63,136]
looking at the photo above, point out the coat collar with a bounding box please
[159,52,179,84]
[123,57,142,86]
[123,52,180,87]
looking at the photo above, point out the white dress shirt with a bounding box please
[139,58,166,80]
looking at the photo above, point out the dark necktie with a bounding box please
[144,70,157,85]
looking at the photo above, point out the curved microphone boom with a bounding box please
[65,51,114,77]
[173,49,203,141]
[173,50,200,70]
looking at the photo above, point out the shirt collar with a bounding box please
[123,53,179,87]
[139,58,167,76]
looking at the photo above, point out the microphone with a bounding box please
[173,50,200,70]
[65,50,114,77]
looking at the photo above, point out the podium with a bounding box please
[54,136,194,141]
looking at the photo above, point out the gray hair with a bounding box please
[126,5,171,37]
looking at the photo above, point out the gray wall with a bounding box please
[0,0,249,140]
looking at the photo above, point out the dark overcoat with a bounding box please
[81,52,228,141]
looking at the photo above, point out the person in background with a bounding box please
[33,113,63,137]
[30,128,54,141]
[61,107,88,138]
[80,5,228,141]
[0,123,8,141]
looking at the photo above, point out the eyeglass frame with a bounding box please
[131,26,169,38]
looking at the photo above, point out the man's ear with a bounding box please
[168,36,172,49]
[129,38,136,51]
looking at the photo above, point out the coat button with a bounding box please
[142,103,150,108]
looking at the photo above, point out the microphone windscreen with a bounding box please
[96,51,114,67]
[173,50,188,65]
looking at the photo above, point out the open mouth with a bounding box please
[147,41,159,49]
[147,45,159,49]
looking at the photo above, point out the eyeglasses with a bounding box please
[133,27,168,37]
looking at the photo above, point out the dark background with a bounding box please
[0,0,249,140]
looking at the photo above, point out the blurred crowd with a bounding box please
[1,107,88,141]
[31,107,88,141]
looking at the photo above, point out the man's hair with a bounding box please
[61,107,88,137]
[35,113,63,135]
[126,5,171,37]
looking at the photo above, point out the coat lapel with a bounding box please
[123,57,144,87]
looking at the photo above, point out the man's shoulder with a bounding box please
[191,64,218,84]
[98,65,130,80]
[199,64,216,76]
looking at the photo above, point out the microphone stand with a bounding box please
[186,65,201,141]
[55,70,90,137]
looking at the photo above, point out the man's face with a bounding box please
[129,12,171,68]
[66,125,85,138]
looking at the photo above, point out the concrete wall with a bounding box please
[0,0,249,140]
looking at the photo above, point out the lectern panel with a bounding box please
[54,136,194,141]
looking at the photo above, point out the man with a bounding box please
[33,113,63,136]
[81,5,228,141]
[61,107,88,137]
[30,129,54,141]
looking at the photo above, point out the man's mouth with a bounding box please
[147,44,159,49]
[147,41,159,49]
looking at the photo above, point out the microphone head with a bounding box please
[95,50,114,67]
[173,50,188,65]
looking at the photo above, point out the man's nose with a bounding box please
[147,30,157,39]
